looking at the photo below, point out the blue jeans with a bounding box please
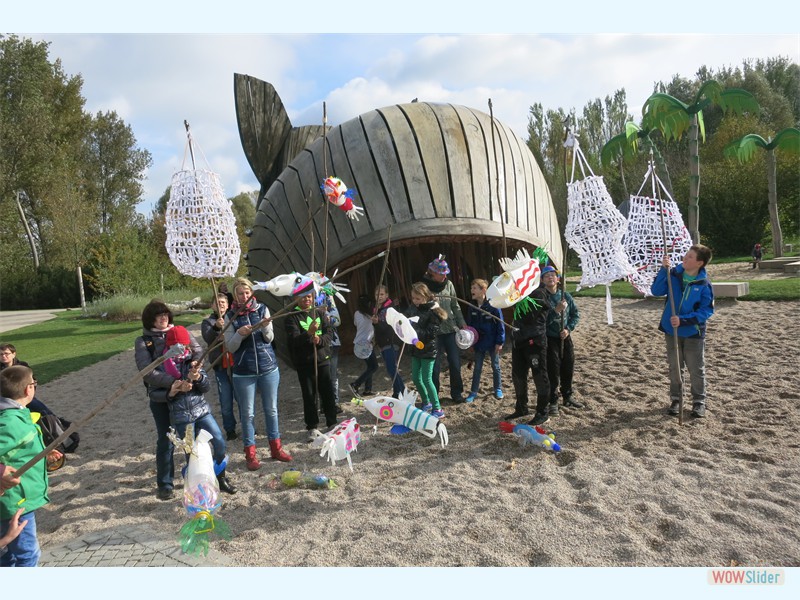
[471,348,502,393]
[0,510,40,567]
[433,331,463,400]
[380,345,405,397]
[233,368,281,446]
[213,367,237,434]
[353,351,379,392]
[149,400,174,491]
[174,413,227,467]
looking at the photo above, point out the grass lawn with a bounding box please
[2,310,202,385]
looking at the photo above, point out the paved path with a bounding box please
[39,523,234,567]
[0,309,68,334]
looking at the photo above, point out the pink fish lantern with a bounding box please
[321,176,364,221]
[311,418,361,471]
[487,249,543,309]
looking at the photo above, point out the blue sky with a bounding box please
[7,3,800,217]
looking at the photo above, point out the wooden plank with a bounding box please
[327,126,371,245]
[436,104,473,218]
[495,121,517,229]
[290,145,333,273]
[339,114,393,239]
[454,105,491,221]
[477,109,504,226]
[362,108,412,223]
[269,169,313,273]
[402,103,452,218]
[379,105,435,220]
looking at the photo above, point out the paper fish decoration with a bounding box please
[311,417,362,471]
[362,388,448,448]
[321,176,364,221]
[486,247,549,309]
[384,307,423,348]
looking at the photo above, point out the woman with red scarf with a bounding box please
[224,278,291,470]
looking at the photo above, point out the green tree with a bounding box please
[642,80,760,243]
[724,127,800,257]
[82,110,153,232]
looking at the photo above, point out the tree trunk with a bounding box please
[77,265,87,311]
[687,114,701,244]
[767,150,783,258]
[15,191,40,270]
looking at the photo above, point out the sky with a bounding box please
[7,2,799,216]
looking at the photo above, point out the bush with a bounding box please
[0,265,80,309]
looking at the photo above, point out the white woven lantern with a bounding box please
[166,124,241,278]
[624,166,692,296]
[564,138,636,291]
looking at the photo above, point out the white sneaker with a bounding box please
[307,428,322,442]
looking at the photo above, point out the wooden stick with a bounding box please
[14,344,187,478]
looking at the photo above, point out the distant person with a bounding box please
[0,343,53,416]
[350,294,378,397]
[751,243,763,269]
[201,293,238,440]
[422,255,467,403]
[406,282,447,419]
[135,300,202,501]
[0,365,49,567]
[652,245,715,418]
[372,285,405,397]
[541,266,584,414]
[464,278,505,403]
[225,277,292,468]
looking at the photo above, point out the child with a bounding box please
[0,365,48,567]
[751,243,763,269]
[351,294,378,396]
[507,284,552,426]
[372,285,405,397]
[406,282,448,418]
[465,278,505,403]
[285,290,338,441]
[163,326,193,379]
[164,327,235,494]
[201,292,238,440]
[651,245,715,418]
[541,266,584,414]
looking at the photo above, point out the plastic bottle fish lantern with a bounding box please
[321,176,364,221]
[166,123,241,278]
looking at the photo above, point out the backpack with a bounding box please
[34,413,80,472]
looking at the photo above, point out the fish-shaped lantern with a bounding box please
[384,307,423,348]
[321,176,364,221]
[311,418,362,471]
[362,388,448,448]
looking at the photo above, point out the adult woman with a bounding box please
[224,278,291,469]
[134,300,202,500]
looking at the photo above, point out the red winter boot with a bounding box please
[268,438,292,462]
[244,445,261,471]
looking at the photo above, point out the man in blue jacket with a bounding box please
[651,245,715,418]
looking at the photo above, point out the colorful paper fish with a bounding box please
[362,388,448,448]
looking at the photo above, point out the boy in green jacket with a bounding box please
[0,365,49,567]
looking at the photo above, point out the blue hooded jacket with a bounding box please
[651,264,714,338]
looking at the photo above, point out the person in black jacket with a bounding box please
[201,293,238,440]
[285,290,338,442]
[406,282,448,419]
[506,286,551,426]
[371,285,405,397]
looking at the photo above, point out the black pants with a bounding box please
[546,334,574,403]
[296,363,337,430]
[511,342,550,415]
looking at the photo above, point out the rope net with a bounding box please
[166,169,241,278]
[624,194,692,296]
